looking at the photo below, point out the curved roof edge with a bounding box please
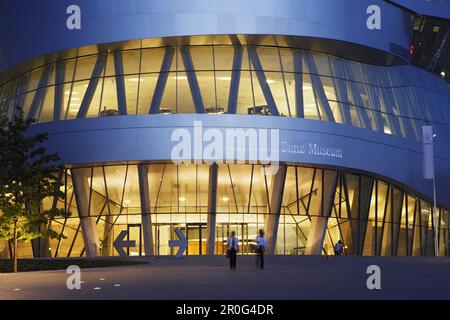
[386,0,450,20]
[0,0,413,73]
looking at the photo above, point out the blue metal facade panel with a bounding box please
[28,114,450,208]
[0,0,412,72]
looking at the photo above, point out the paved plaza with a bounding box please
[1,256,450,300]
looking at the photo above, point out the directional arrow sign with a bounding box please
[169,228,188,258]
[113,230,136,257]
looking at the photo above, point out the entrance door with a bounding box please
[186,224,207,255]
[154,224,207,256]
[127,224,142,256]
[217,223,249,254]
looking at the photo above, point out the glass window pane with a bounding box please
[38,85,55,123]
[137,73,158,114]
[329,101,343,124]
[214,46,234,70]
[124,75,140,115]
[75,55,98,81]
[66,80,89,119]
[265,72,290,117]
[63,59,77,84]
[312,53,332,76]
[197,72,216,111]
[104,52,115,77]
[158,72,177,114]
[175,72,196,114]
[280,48,295,73]
[104,165,127,205]
[141,47,167,73]
[122,50,141,75]
[215,71,231,113]
[21,90,36,118]
[303,73,319,120]
[236,70,254,115]
[282,166,298,214]
[322,76,337,101]
[284,72,296,117]
[47,64,56,87]
[190,46,214,71]
[308,169,323,216]
[122,166,141,214]
[249,71,268,113]
[86,77,106,118]
[28,68,43,92]
[255,46,281,71]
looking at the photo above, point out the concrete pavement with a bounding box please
[1,255,450,300]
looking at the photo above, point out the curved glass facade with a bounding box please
[6,163,448,259]
[0,42,449,142]
[0,36,449,260]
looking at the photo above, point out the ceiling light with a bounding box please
[218,76,232,81]
[127,78,143,82]
[179,197,186,202]
[266,79,275,84]
[222,196,229,202]
[172,76,188,80]
[440,71,446,78]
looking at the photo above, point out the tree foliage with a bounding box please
[0,108,69,244]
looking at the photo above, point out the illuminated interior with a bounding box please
[0,38,449,142]
[7,163,448,258]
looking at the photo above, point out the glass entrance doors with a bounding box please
[186,224,207,255]
[216,223,251,254]
[121,222,257,256]
[127,224,142,256]
[154,223,207,255]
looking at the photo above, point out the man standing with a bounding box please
[227,231,238,269]
[255,229,267,269]
[334,240,344,256]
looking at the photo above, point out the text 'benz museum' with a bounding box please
[0,0,449,259]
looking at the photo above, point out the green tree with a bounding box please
[0,108,69,272]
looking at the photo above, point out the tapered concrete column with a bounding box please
[138,164,154,256]
[305,170,338,255]
[341,176,374,255]
[72,168,100,257]
[102,214,115,256]
[412,202,422,256]
[206,163,218,255]
[265,165,287,255]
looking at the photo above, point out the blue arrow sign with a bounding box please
[169,228,188,258]
[113,230,136,257]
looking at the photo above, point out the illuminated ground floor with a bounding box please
[1,162,449,258]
